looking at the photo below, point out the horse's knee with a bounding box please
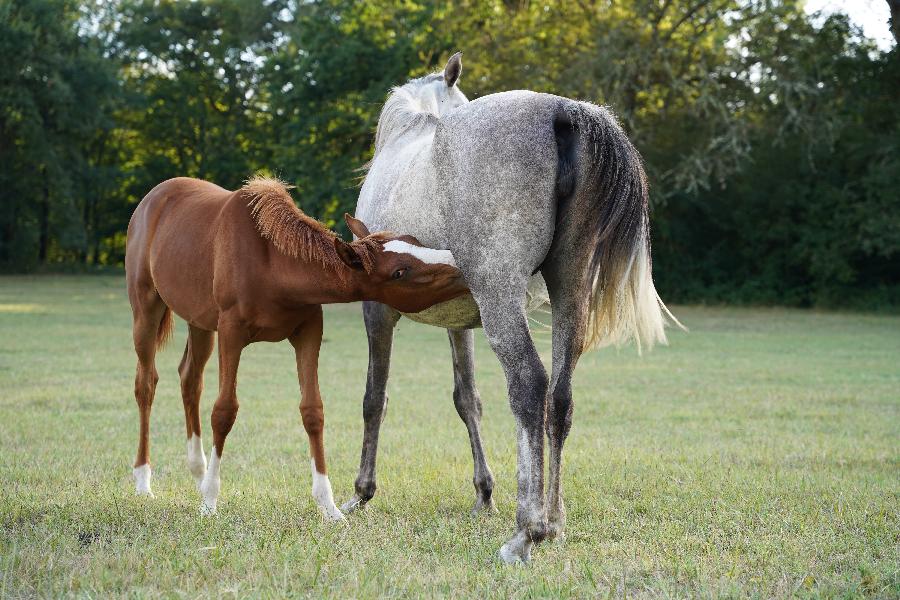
[211,399,238,437]
[362,391,387,423]
[134,364,158,406]
[300,404,324,436]
[452,385,482,420]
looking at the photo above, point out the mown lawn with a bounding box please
[0,275,897,598]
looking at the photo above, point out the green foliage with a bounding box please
[654,12,900,308]
[0,0,897,307]
[0,0,118,267]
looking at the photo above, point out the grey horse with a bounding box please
[340,53,681,563]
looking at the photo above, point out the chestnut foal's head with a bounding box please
[333,214,468,313]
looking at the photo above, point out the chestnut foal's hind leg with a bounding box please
[129,292,167,497]
[179,325,215,487]
[199,319,246,515]
[289,306,344,521]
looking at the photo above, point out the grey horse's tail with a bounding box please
[555,101,683,353]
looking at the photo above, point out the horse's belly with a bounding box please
[400,274,549,329]
[401,294,482,329]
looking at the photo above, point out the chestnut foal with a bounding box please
[125,176,467,519]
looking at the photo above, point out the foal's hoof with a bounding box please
[199,501,217,517]
[498,531,533,564]
[340,494,366,515]
[320,506,346,523]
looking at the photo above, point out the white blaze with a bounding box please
[383,240,456,266]
[310,459,344,521]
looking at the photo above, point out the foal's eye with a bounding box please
[392,268,407,280]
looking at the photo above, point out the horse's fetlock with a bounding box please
[528,519,549,544]
[355,479,376,501]
[474,473,494,495]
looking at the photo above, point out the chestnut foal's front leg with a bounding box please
[199,318,246,515]
[289,306,344,521]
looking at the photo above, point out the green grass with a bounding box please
[0,275,898,598]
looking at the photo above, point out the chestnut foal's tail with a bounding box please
[156,306,174,349]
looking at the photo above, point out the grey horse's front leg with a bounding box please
[448,329,496,514]
[341,301,400,514]
[476,295,549,563]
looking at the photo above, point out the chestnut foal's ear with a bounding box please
[344,213,371,239]
[334,238,364,270]
[444,52,462,87]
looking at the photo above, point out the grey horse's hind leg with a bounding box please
[341,301,400,514]
[448,329,496,514]
[475,292,549,563]
[541,288,586,542]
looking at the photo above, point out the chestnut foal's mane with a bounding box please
[243,176,378,273]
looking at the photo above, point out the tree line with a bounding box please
[1,0,898,308]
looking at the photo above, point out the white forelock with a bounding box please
[383,239,456,266]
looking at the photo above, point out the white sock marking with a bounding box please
[199,447,221,515]
[186,433,207,487]
[383,240,456,266]
[310,459,344,521]
[133,464,153,497]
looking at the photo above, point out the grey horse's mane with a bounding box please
[373,74,444,155]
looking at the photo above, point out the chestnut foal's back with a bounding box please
[125,176,466,519]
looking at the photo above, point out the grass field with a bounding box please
[0,275,898,598]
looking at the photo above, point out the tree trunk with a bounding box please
[889,0,900,45]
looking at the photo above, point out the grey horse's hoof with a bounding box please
[471,496,498,516]
[547,529,566,544]
[340,494,367,514]
[498,531,532,564]
[545,518,566,543]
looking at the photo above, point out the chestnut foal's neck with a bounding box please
[280,256,373,306]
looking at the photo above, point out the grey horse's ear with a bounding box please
[344,213,371,238]
[444,52,462,87]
